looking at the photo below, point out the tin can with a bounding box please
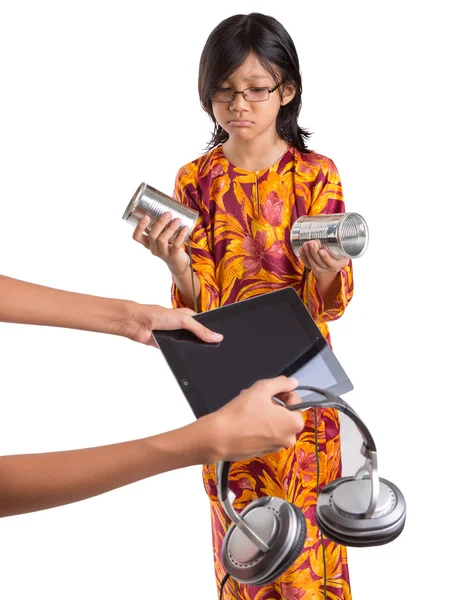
[290,213,369,259]
[122,182,198,241]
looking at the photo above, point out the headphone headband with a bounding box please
[292,386,376,451]
[217,386,380,543]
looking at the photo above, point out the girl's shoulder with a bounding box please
[292,147,339,176]
[175,147,222,188]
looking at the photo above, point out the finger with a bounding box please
[132,216,151,249]
[148,212,173,241]
[314,252,332,270]
[300,245,319,271]
[307,241,321,261]
[257,375,299,397]
[306,239,321,252]
[320,247,339,260]
[318,248,340,270]
[298,245,310,266]
[272,392,304,431]
[170,226,189,253]
[308,242,328,270]
[275,390,302,408]
[156,218,182,250]
[299,244,317,270]
[301,241,319,258]
[181,315,223,343]
[319,248,350,269]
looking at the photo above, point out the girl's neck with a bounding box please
[222,134,289,173]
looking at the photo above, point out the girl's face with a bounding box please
[211,52,295,145]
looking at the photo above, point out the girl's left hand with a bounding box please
[299,240,350,274]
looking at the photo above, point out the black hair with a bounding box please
[198,13,312,152]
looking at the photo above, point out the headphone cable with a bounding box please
[313,393,328,600]
[187,240,198,313]
[219,572,231,600]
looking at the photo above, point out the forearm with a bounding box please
[0,415,218,517]
[0,275,134,338]
[172,266,202,310]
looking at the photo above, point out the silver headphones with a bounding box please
[216,386,406,586]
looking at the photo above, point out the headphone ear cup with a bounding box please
[316,476,407,547]
[256,503,307,585]
[221,497,307,586]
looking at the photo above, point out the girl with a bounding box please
[134,13,354,600]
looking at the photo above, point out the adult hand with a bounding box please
[126,303,222,346]
[209,376,304,462]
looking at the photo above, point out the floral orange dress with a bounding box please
[171,145,354,599]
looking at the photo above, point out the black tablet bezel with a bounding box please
[153,288,332,418]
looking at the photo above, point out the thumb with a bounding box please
[132,215,151,248]
[181,315,223,343]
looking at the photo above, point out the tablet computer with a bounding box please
[153,287,353,419]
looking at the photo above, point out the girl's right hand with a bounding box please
[133,213,190,276]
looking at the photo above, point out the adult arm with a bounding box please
[0,275,221,344]
[0,377,303,517]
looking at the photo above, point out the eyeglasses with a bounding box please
[210,82,283,103]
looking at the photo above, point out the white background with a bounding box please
[0,1,471,598]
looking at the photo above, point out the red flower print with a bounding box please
[211,164,225,178]
[280,583,306,600]
[242,230,285,276]
[296,447,314,484]
[242,231,266,276]
[261,190,284,226]
[237,478,253,490]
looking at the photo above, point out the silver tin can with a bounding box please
[290,213,369,259]
[122,182,198,241]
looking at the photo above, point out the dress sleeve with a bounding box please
[302,159,354,322]
[171,168,220,312]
